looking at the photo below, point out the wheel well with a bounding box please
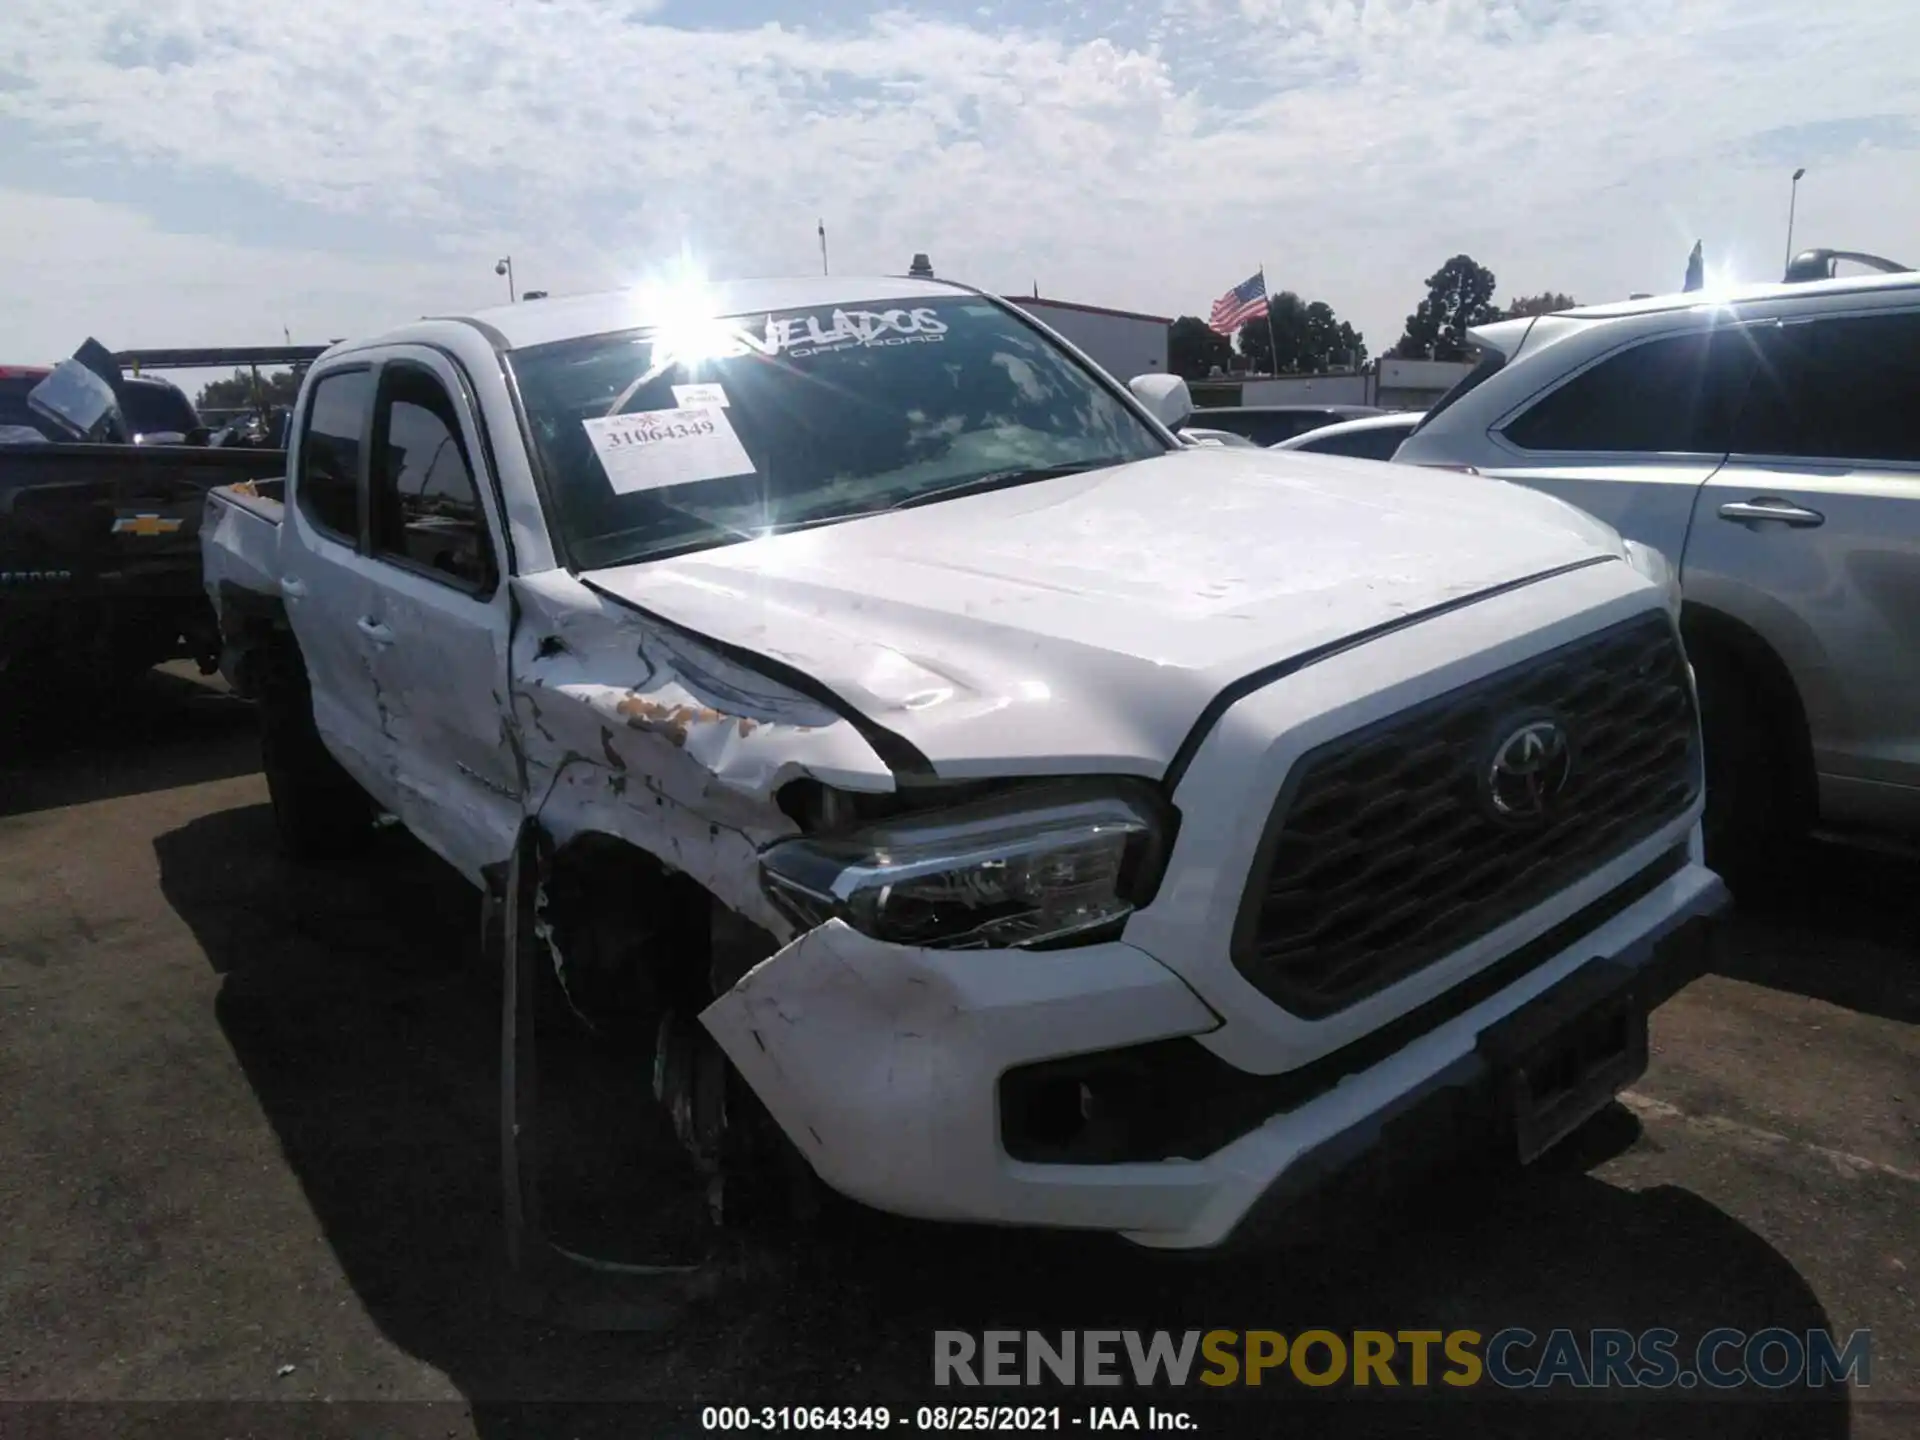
[1679,602,1819,823]
[537,832,781,1029]
[215,581,297,699]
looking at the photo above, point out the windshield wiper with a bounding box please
[608,459,1130,563]
[880,459,1123,513]
[759,459,1126,538]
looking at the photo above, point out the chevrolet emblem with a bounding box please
[113,513,184,537]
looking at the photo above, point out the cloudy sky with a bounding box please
[2,0,1916,376]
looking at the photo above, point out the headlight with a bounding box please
[1623,539,1682,620]
[758,780,1172,950]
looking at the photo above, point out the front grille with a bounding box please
[1232,610,1699,1019]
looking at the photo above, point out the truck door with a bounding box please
[279,365,394,806]
[357,348,520,883]
[1684,306,1920,835]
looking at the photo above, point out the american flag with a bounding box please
[1209,271,1269,336]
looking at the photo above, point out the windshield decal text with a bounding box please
[645,308,950,375]
[771,308,950,359]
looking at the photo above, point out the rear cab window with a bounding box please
[507,296,1168,571]
[117,381,200,437]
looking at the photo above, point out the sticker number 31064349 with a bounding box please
[604,416,716,446]
[582,405,755,495]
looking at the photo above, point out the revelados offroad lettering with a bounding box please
[647,308,950,372]
[771,307,950,358]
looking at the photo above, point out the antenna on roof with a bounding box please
[908,253,935,279]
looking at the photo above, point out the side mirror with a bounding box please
[1129,373,1193,431]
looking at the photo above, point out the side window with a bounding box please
[298,369,373,540]
[1500,330,1755,454]
[368,366,498,592]
[1733,312,1920,463]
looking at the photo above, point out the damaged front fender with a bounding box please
[509,570,902,937]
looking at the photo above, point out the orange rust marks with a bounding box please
[736,717,758,738]
[615,694,730,748]
[229,479,260,498]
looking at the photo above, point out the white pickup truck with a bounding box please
[202,275,1726,1252]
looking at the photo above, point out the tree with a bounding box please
[1168,316,1236,380]
[1234,291,1368,374]
[1236,306,1279,373]
[1502,291,1577,320]
[1389,255,1500,361]
[1301,300,1368,370]
[194,367,301,413]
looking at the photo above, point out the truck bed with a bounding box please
[203,479,287,611]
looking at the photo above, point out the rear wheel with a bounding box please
[257,644,375,862]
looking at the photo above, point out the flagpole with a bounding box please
[1260,263,1279,376]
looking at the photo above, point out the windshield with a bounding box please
[507,295,1169,569]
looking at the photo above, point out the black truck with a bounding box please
[0,340,314,700]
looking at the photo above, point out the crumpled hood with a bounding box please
[583,446,1626,779]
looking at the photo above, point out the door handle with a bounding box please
[356,617,394,644]
[280,576,308,598]
[1718,499,1825,528]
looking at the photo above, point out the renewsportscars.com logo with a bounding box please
[934,1329,1873,1391]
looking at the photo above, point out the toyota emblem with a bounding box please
[1484,716,1574,822]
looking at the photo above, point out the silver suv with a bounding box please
[1395,271,1920,886]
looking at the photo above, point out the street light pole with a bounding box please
[495,256,516,302]
[1784,168,1806,271]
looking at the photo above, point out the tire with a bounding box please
[543,845,839,1230]
[257,644,375,862]
[1690,643,1809,896]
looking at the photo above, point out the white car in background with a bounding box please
[1395,270,1920,885]
[1274,411,1425,461]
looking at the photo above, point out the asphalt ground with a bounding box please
[1,667,1915,1439]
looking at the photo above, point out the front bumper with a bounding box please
[699,849,1728,1249]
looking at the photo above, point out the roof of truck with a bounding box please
[427,275,974,352]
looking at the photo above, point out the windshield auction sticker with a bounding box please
[671,382,729,409]
[583,406,754,494]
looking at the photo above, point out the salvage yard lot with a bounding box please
[2,669,1916,1439]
